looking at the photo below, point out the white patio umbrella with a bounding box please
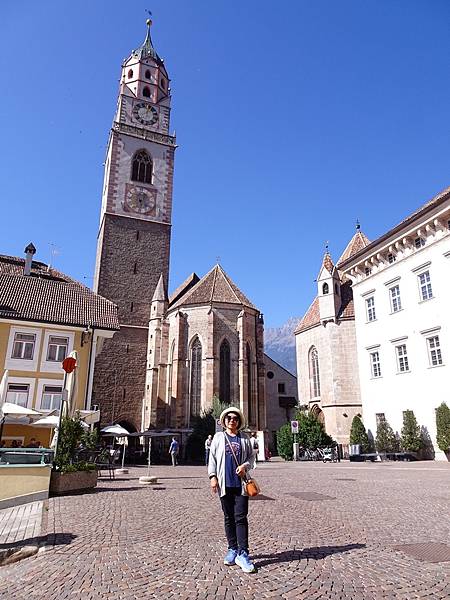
[101,424,130,472]
[0,401,42,443]
[0,369,8,407]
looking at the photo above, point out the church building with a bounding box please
[92,21,268,436]
[295,227,370,449]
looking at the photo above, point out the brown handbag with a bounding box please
[224,433,261,497]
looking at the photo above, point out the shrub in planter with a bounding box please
[435,402,450,457]
[276,423,293,460]
[349,416,370,453]
[401,410,423,453]
[375,416,398,453]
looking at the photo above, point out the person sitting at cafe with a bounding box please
[26,438,37,448]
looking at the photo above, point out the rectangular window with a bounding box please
[427,336,443,366]
[418,270,433,301]
[366,296,376,322]
[376,413,385,425]
[365,267,372,276]
[11,333,36,360]
[41,385,63,411]
[396,344,409,372]
[390,285,402,313]
[278,383,285,394]
[370,351,381,377]
[6,383,29,407]
[415,237,425,249]
[387,253,396,264]
[46,336,69,362]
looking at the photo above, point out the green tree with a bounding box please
[375,416,397,453]
[185,406,216,463]
[435,402,450,454]
[296,412,335,449]
[349,416,370,453]
[401,410,422,452]
[54,415,84,469]
[276,423,293,460]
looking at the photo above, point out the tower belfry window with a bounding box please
[143,86,151,98]
[128,69,133,79]
[131,150,152,184]
[145,69,151,79]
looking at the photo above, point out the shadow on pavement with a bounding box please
[253,543,366,567]
[0,533,77,550]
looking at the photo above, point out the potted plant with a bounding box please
[50,415,98,494]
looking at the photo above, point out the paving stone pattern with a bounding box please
[0,501,42,546]
[1,462,450,599]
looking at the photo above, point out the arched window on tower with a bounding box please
[127,69,133,79]
[131,150,152,185]
[219,339,231,404]
[143,86,151,97]
[322,283,329,295]
[309,346,321,398]
[145,69,151,79]
[190,337,202,419]
[246,343,254,425]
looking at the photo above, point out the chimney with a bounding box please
[24,243,36,276]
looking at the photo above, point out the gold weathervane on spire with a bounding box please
[146,8,153,27]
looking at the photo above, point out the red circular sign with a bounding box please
[62,356,77,373]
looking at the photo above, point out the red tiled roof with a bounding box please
[0,274,119,330]
[322,252,334,274]
[294,298,320,334]
[170,265,257,311]
[169,273,200,306]
[337,231,371,266]
[0,254,79,283]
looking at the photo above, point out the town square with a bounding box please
[1,1,450,598]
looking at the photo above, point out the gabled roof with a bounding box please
[337,230,370,266]
[338,186,450,268]
[170,265,257,311]
[169,273,200,306]
[0,275,119,330]
[294,297,319,334]
[0,254,119,331]
[321,252,335,274]
[0,254,79,284]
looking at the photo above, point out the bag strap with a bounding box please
[224,433,249,482]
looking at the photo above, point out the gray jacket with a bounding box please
[208,431,254,497]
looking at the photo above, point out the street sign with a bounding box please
[62,356,77,373]
[291,420,299,434]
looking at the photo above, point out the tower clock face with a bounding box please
[125,187,156,214]
[133,102,158,126]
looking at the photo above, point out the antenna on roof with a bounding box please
[48,243,60,271]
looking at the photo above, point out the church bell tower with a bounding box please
[93,20,176,430]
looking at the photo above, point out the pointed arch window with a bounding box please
[131,150,153,185]
[190,338,202,418]
[127,69,133,79]
[309,346,321,398]
[143,86,151,98]
[322,283,329,295]
[145,69,151,79]
[219,339,231,404]
[247,343,254,425]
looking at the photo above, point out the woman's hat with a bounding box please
[219,406,246,431]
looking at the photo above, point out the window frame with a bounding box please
[389,284,402,313]
[3,377,35,409]
[5,327,41,371]
[395,343,410,373]
[366,296,376,322]
[370,350,382,378]
[426,335,443,367]
[418,270,433,301]
[40,330,74,373]
[308,346,321,399]
[131,149,153,185]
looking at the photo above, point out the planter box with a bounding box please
[50,470,97,494]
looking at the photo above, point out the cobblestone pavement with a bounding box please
[1,461,450,599]
[0,501,42,546]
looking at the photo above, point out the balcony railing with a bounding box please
[0,448,53,466]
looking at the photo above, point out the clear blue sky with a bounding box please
[1,1,449,328]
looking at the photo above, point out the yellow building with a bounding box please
[0,244,119,447]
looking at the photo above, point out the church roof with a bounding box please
[131,20,162,63]
[322,252,334,274]
[336,229,371,266]
[170,265,258,311]
[169,273,200,306]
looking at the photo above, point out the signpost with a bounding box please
[54,355,78,461]
[291,420,299,461]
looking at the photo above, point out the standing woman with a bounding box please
[208,406,256,573]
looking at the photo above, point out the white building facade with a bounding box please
[340,187,450,460]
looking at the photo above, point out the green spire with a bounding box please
[132,19,160,62]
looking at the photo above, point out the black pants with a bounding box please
[220,487,249,553]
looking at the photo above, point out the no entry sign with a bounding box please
[291,420,299,434]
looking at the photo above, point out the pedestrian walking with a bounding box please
[208,406,256,573]
[168,437,179,466]
[204,434,213,466]
[249,433,259,469]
